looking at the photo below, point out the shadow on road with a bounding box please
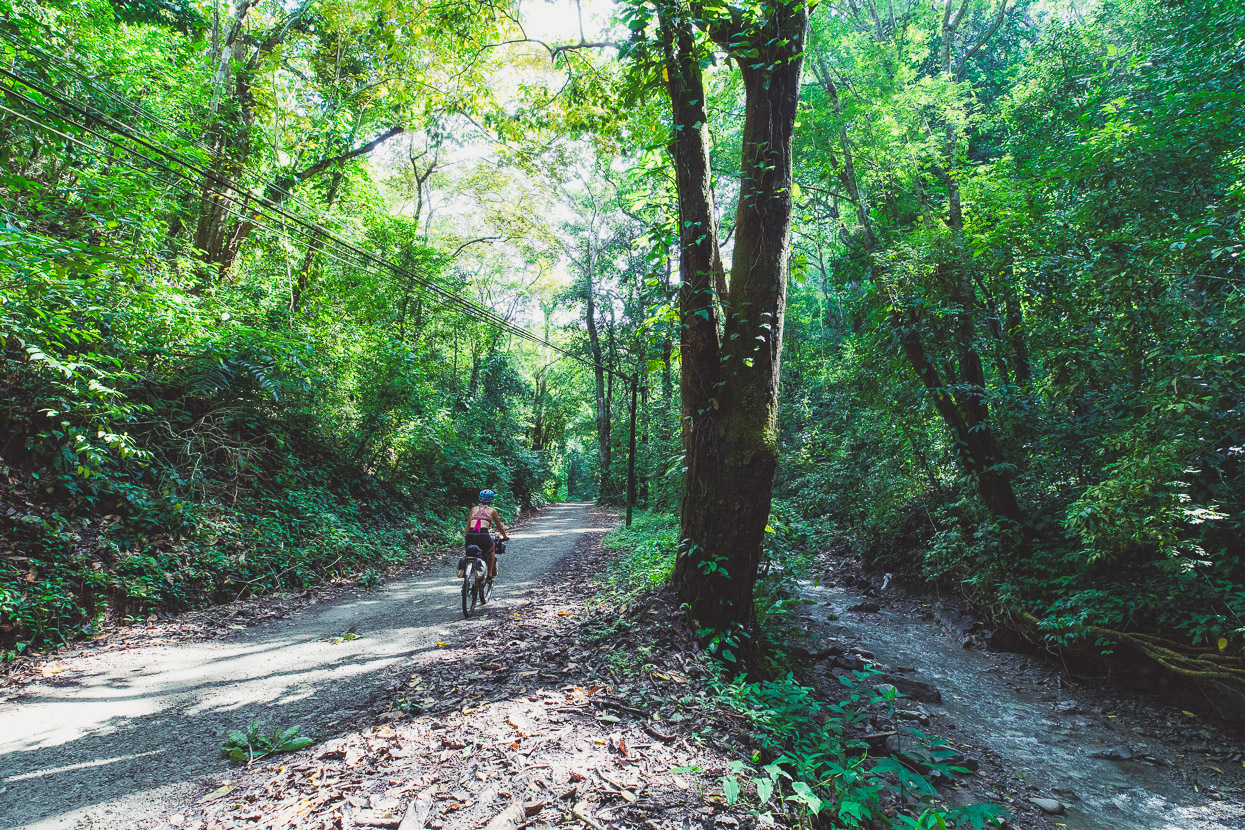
[0,502,599,830]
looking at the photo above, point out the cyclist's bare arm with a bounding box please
[492,509,509,540]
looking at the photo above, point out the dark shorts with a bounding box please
[466,532,497,576]
[465,532,493,554]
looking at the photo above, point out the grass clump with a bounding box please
[599,511,680,596]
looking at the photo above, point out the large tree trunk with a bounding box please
[660,0,809,632]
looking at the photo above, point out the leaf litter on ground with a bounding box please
[138,508,745,830]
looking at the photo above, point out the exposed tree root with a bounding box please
[1011,610,1245,691]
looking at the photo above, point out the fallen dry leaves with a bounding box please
[134,508,745,830]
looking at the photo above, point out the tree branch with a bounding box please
[797,181,859,205]
[949,0,971,32]
[450,236,501,259]
[549,39,621,60]
[954,0,1010,79]
[293,125,405,181]
[486,36,619,62]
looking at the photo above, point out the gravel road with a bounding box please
[0,502,601,830]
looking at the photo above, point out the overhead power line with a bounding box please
[0,26,404,238]
[0,43,626,378]
[0,27,217,159]
[0,104,447,305]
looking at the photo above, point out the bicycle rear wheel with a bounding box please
[469,575,483,615]
[464,561,485,619]
[461,573,472,618]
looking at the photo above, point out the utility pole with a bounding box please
[626,373,638,527]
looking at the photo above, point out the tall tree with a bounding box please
[805,0,1024,523]
[562,182,617,501]
[633,0,810,631]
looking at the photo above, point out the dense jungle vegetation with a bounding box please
[1,0,1243,707]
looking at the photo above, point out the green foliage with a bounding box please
[0,0,588,655]
[780,0,1245,668]
[107,0,205,33]
[220,719,314,765]
[714,673,1004,829]
[600,511,680,595]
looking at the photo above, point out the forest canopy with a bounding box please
[1,0,1243,699]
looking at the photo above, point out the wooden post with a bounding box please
[626,373,638,527]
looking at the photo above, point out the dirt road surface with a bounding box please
[0,502,599,830]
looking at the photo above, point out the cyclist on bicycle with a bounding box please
[465,490,508,579]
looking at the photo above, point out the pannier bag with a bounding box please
[456,557,468,579]
[495,539,507,556]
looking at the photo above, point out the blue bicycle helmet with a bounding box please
[478,489,495,503]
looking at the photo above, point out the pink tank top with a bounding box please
[470,506,492,532]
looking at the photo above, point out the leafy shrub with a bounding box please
[715,672,1004,829]
[220,719,314,765]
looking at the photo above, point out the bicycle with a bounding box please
[459,535,505,618]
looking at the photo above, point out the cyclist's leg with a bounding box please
[486,539,497,578]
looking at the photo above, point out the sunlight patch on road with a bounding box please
[0,503,599,830]
[2,749,163,783]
